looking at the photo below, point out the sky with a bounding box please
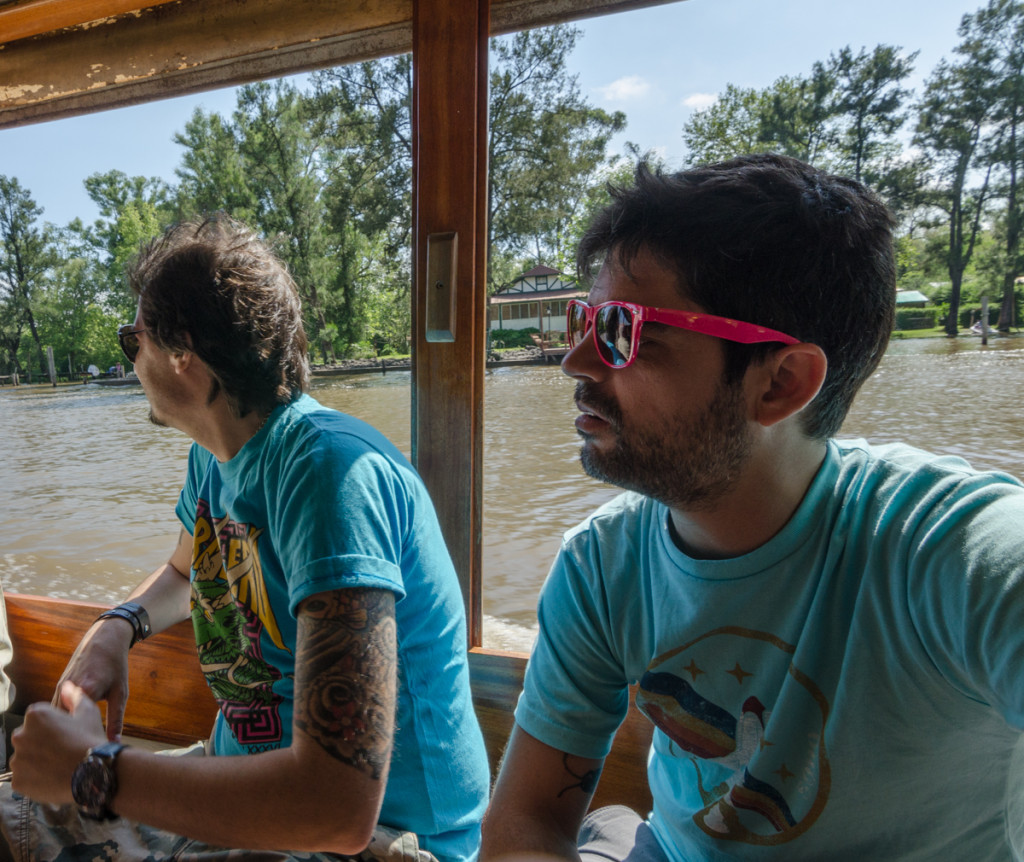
[1,0,979,228]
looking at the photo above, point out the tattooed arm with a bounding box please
[294,587,398,785]
[482,725,604,862]
[11,586,398,855]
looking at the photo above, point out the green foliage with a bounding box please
[488,26,625,287]
[894,307,939,330]
[682,42,920,214]
[0,175,52,375]
[80,169,173,321]
[682,85,772,165]
[488,327,540,349]
[12,8,1024,360]
[956,303,1002,328]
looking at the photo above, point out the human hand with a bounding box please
[11,682,107,805]
[51,618,133,740]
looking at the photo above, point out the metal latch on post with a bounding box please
[425,232,457,342]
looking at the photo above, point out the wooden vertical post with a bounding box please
[411,0,489,646]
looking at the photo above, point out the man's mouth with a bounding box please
[574,396,618,437]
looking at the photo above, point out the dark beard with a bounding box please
[148,408,167,428]
[575,379,752,511]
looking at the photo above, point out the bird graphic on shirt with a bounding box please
[637,670,796,834]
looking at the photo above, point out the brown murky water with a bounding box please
[2,337,1023,651]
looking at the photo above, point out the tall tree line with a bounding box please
[682,0,1024,334]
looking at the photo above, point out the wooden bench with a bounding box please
[5,594,652,813]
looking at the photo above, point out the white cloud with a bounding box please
[596,75,651,102]
[682,93,717,110]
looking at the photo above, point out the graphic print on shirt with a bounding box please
[636,626,830,846]
[190,498,288,747]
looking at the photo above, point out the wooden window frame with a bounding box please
[0,0,675,649]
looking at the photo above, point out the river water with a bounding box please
[2,336,1023,651]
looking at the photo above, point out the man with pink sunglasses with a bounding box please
[483,154,1024,861]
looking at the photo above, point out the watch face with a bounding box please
[71,744,122,819]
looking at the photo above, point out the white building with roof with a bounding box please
[488,265,585,339]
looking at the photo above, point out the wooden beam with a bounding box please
[0,0,679,129]
[0,0,414,128]
[411,0,488,647]
[0,0,179,44]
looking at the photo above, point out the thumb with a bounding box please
[60,680,99,720]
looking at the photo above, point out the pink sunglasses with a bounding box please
[566,299,799,369]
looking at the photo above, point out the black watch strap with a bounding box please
[96,602,151,647]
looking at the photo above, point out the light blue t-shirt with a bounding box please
[176,394,489,862]
[517,439,1024,861]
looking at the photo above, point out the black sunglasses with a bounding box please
[117,324,145,364]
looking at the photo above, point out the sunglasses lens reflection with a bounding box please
[118,327,141,364]
[567,304,589,347]
[596,306,633,367]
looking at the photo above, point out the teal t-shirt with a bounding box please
[517,439,1024,861]
[176,394,489,862]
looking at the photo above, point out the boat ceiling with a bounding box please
[0,0,677,129]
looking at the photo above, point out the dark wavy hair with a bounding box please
[127,215,310,418]
[577,154,897,440]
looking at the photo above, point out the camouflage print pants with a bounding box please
[0,773,436,862]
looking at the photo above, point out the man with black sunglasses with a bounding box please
[2,216,489,862]
[482,154,1024,861]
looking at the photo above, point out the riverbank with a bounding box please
[311,347,549,376]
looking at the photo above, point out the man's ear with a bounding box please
[169,333,196,374]
[169,350,194,375]
[752,343,827,428]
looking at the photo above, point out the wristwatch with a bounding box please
[70,741,126,820]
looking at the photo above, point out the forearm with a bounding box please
[482,810,583,862]
[122,559,192,635]
[53,530,194,726]
[482,727,597,862]
[107,587,397,853]
[111,734,383,854]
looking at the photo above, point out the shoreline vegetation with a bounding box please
[3,332,1020,392]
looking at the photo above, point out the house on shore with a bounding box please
[489,265,585,341]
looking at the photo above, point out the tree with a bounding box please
[682,85,773,165]
[959,0,1024,331]
[488,26,625,287]
[757,70,838,166]
[0,176,51,377]
[311,56,414,353]
[828,45,918,185]
[81,170,172,321]
[682,45,921,217]
[311,26,625,313]
[174,108,259,223]
[232,80,339,361]
[35,225,120,375]
[555,144,659,276]
[915,31,999,334]
[683,71,837,167]
[165,28,622,354]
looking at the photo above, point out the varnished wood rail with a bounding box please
[5,593,217,747]
[5,595,653,813]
